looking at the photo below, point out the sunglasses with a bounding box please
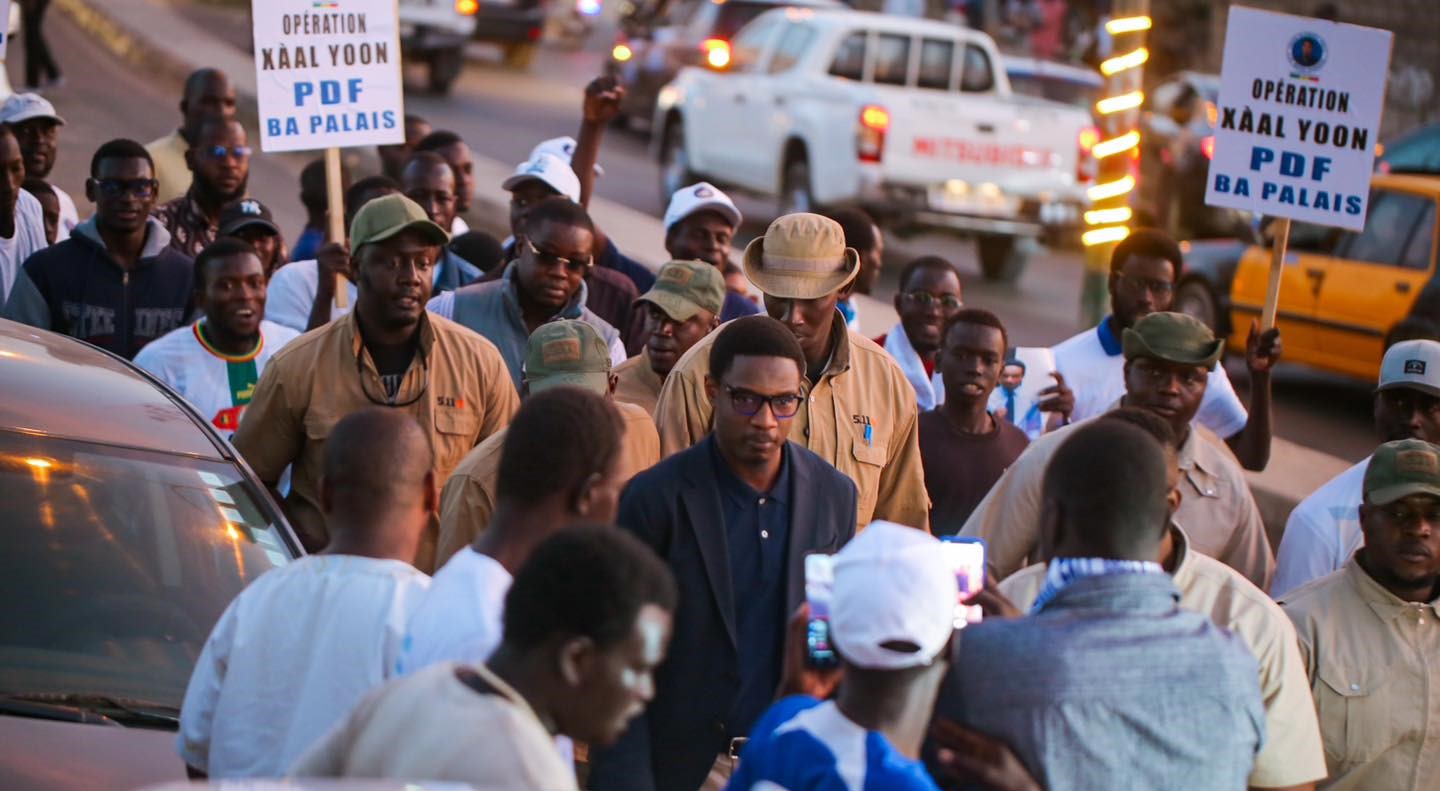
[525,237,592,274]
[201,145,253,161]
[901,291,963,311]
[93,178,158,199]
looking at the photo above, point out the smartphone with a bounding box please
[804,553,838,670]
[939,537,986,628]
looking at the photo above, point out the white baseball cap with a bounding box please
[831,521,957,670]
[502,152,582,204]
[0,93,65,126]
[530,136,604,177]
[1379,339,1440,398]
[663,182,742,233]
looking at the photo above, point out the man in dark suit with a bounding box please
[589,316,859,791]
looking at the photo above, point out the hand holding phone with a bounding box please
[804,554,839,670]
[939,537,986,628]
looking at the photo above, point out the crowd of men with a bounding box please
[2,65,1438,791]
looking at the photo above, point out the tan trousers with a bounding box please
[699,752,738,791]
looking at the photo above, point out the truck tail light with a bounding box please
[455,0,479,14]
[701,38,731,69]
[1077,125,1100,183]
[857,105,890,163]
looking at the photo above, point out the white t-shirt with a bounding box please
[427,290,628,368]
[1272,457,1368,598]
[133,320,300,439]
[0,190,50,303]
[176,555,431,779]
[54,184,80,241]
[1052,321,1249,438]
[265,259,357,332]
[398,547,512,675]
[291,662,578,791]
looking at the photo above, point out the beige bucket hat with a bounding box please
[742,213,860,300]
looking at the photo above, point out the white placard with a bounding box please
[251,0,406,153]
[1204,6,1393,231]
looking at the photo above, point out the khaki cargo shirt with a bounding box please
[434,401,661,565]
[961,415,1275,590]
[1281,556,1440,791]
[233,312,519,572]
[653,314,929,531]
[613,348,664,416]
[1002,526,1328,788]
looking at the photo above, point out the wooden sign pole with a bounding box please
[1260,218,1291,330]
[324,147,348,308]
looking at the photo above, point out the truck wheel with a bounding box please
[1175,278,1220,333]
[779,155,815,216]
[504,42,538,70]
[427,48,463,95]
[977,234,1031,282]
[659,118,697,204]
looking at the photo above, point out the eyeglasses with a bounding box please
[722,384,802,419]
[901,291,963,311]
[356,345,430,408]
[525,237,592,274]
[202,145,253,161]
[93,178,158,199]
[1117,274,1174,296]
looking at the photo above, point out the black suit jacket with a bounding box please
[588,437,858,791]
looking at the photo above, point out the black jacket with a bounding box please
[588,437,858,791]
[3,218,194,359]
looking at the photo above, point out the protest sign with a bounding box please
[1204,6,1392,326]
[252,0,406,153]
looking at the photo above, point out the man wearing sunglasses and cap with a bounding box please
[428,193,626,394]
[432,319,659,567]
[218,198,288,278]
[961,312,1274,591]
[613,260,724,416]
[154,117,252,259]
[234,194,519,573]
[652,212,930,532]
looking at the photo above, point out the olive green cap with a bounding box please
[349,193,449,249]
[1121,312,1224,369]
[524,320,611,395]
[636,260,726,322]
[1365,439,1440,506]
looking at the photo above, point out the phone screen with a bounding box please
[804,553,838,669]
[939,537,986,628]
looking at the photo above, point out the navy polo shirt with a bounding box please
[709,436,791,739]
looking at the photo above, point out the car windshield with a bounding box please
[1007,72,1100,108]
[712,1,775,41]
[0,431,296,724]
[1382,125,1440,173]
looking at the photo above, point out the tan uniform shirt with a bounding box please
[233,312,519,572]
[654,316,929,531]
[614,348,664,416]
[1001,526,1328,789]
[1281,557,1440,790]
[145,130,192,206]
[434,401,660,565]
[960,417,1274,589]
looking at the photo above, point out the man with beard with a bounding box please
[135,238,300,439]
[873,256,964,412]
[233,194,519,572]
[613,260,723,415]
[427,195,625,393]
[4,138,191,358]
[401,151,481,294]
[154,118,250,258]
[1051,228,1280,470]
[1274,338,1440,596]
[0,92,77,240]
[146,68,237,205]
[961,312,1274,590]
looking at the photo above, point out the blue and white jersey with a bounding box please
[726,696,941,791]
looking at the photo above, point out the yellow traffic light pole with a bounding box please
[1079,0,1151,326]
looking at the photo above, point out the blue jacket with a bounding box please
[3,217,193,359]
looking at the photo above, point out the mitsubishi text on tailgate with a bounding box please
[655,8,1097,281]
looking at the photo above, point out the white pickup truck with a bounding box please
[398,0,478,94]
[653,8,1097,280]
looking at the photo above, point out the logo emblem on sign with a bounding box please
[1406,359,1427,375]
[1287,32,1327,77]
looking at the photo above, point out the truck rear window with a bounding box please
[874,34,910,87]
